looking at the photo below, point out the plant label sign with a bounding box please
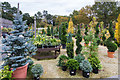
[71,71,74,73]
[87,73,89,75]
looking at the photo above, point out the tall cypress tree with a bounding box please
[47,26,51,36]
[76,24,82,54]
[61,22,67,46]
[51,26,53,36]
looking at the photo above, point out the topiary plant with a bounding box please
[66,40,74,58]
[74,54,85,63]
[61,22,67,45]
[84,25,88,35]
[106,40,118,52]
[95,23,100,46]
[1,12,37,71]
[47,26,51,36]
[66,59,79,70]
[59,25,61,40]
[31,64,43,77]
[51,26,53,36]
[76,24,82,54]
[79,60,93,72]
[58,55,69,67]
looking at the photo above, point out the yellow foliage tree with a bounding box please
[115,14,120,44]
[68,18,74,34]
[89,17,98,28]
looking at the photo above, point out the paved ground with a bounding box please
[31,38,120,79]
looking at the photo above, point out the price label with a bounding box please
[87,73,89,75]
[71,71,74,73]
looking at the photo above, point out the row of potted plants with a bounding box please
[33,35,61,48]
[58,54,101,78]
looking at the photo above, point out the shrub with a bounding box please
[31,64,43,77]
[74,54,85,63]
[27,58,34,68]
[76,24,82,54]
[84,36,89,44]
[80,60,93,72]
[106,40,118,52]
[66,59,79,70]
[0,65,14,80]
[66,40,74,58]
[58,55,69,67]
[88,55,102,69]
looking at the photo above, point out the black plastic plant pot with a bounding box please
[62,66,67,71]
[93,67,98,74]
[43,45,48,48]
[79,67,81,70]
[62,44,66,49]
[49,45,55,48]
[37,44,42,48]
[70,70,76,76]
[34,75,40,80]
[82,71,90,78]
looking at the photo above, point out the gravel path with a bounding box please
[32,38,119,78]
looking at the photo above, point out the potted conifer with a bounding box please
[66,33,74,58]
[76,24,82,55]
[66,59,79,76]
[58,55,69,71]
[106,21,118,58]
[61,22,67,49]
[88,55,102,74]
[1,12,37,79]
[80,60,93,78]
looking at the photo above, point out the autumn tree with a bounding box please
[67,18,74,34]
[92,2,118,27]
[115,14,120,47]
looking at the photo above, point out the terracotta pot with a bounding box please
[11,63,28,79]
[107,51,114,58]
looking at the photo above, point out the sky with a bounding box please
[2,0,95,16]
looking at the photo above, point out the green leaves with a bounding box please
[0,65,14,80]
[66,59,79,70]
[80,60,93,72]
[31,64,43,77]
[66,41,74,58]
[88,55,102,69]
[76,25,82,54]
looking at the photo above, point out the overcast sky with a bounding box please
[2,0,95,16]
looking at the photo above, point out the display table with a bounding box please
[33,45,61,60]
